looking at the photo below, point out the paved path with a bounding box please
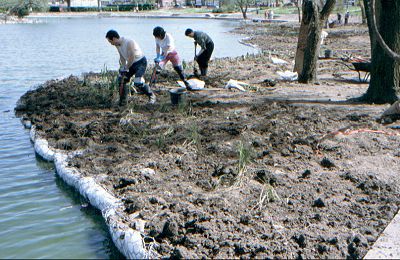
[364,211,400,259]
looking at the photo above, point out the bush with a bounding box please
[12,6,29,18]
[212,5,236,13]
[70,7,98,12]
[103,4,155,12]
[49,6,60,12]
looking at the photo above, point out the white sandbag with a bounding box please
[321,30,328,45]
[224,79,248,92]
[382,101,400,117]
[277,70,298,81]
[177,78,205,90]
[30,125,37,142]
[34,137,55,161]
[271,57,288,65]
[21,119,32,129]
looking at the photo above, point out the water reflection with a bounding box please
[54,175,125,259]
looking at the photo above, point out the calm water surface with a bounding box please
[0,17,255,258]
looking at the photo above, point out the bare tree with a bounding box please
[369,0,400,61]
[360,0,400,103]
[294,0,336,83]
[236,0,253,19]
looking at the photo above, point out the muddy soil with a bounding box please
[16,21,400,259]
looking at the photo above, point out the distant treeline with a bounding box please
[49,4,156,12]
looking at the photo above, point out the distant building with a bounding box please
[49,0,99,7]
[70,0,99,7]
[158,0,186,8]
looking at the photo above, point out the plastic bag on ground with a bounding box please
[224,79,248,92]
[177,78,205,90]
[382,101,400,117]
[277,70,298,81]
[271,57,288,65]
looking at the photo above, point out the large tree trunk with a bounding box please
[241,10,248,19]
[298,16,323,83]
[294,0,336,84]
[294,19,312,76]
[362,0,400,103]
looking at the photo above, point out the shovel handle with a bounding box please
[119,75,126,96]
[149,64,158,87]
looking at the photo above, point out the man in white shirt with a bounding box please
[153,26,191,90]
[106,30,156,105]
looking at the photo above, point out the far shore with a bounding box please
[0,9,297,24]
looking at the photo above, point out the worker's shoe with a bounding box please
[184,80,193,91]
[148,93,156,104]
[174,65,187,81]
[135,83,151,95]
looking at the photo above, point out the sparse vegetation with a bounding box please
[177,99,193,117]
[185,123,202,150]
[254,183,280,211]
[155,127,174,149]
[234,140,253,185]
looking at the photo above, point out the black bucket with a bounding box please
[169,88,186,105]
[324,49,333,58]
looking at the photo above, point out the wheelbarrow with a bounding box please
[351,62,371,82]
[340,58,371,82]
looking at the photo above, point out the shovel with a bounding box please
[149,61,159,88]
[118,72,128,105]
[191,42,200,78]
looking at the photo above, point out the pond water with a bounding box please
[0,16,255,258]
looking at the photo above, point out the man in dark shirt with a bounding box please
[185,28,214,77]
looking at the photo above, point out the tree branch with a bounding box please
[320,0,336,21]
[370,0,400,61]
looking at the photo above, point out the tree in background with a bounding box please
[64,0,71,10]
[293,0,302,22]
[294,0,336,83]
[360,0,400,103]
[0,0,47,17]
[358,0,367,24]
[236,0,253,19]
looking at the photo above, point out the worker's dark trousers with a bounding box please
[173,65,186,81]
[196,42,214,76]
[118,57,148,84]
[117,57,152,104]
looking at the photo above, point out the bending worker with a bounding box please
[153,26,191,89]
[105,29,156,105]
[185,28,214,77]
